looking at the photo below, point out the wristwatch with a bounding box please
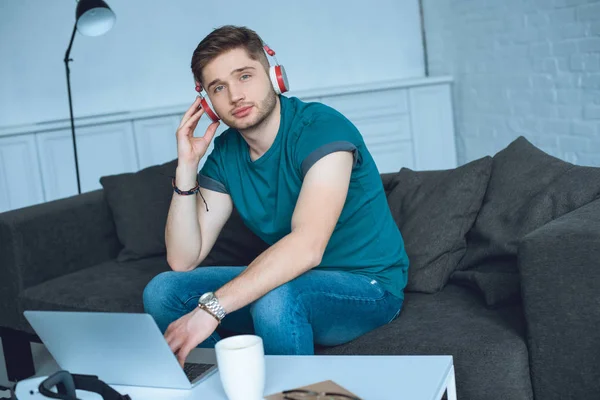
[198,292,226,323]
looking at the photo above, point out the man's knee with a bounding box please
[142,271,180,314]
[250,283,301,326]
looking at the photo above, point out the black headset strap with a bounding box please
[70,374,131,400]
[0,384,17,400]
[38,371,131,400]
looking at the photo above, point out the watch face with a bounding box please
[199,292,214,304]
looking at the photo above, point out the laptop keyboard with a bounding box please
[183,362,216,383]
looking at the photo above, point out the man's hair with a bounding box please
[191,25,269,87]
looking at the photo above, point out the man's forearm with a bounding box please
[165,165,202,271]
[214,231,321,314]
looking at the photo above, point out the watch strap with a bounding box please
[205,296,227,320]
[198,303,222,325]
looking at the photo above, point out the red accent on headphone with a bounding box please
[200,97,219,122]
[195,85,201,92]
[264,45,275,56]
[275,65,287,93]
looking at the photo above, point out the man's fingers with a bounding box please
[180,105,204,131]
[164,330,173,348]
[177,343,194,368]
[179,98,203,129]
[183,97,202,120]
[165,324,183,352]
[203,121,220,143]
[179,106,205,135]
[164,325,173,342]
[185,106,206,132]
[170,335,185,354]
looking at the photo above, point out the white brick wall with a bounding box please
[423,0,600,166]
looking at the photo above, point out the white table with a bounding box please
[20,355,456,400]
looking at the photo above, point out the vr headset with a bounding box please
[10,370,130,400]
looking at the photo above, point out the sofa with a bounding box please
[1,135,599,400]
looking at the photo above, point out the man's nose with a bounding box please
[228,84,245,103]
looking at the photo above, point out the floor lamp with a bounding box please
[64,0,116,194]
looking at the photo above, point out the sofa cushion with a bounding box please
[99,159,176,262]
[99,158,269,265]
[453,136,600,307]
[380,172,398,194]
[317,284,533,400]
[385,157,492,293]
[20,256,171,314]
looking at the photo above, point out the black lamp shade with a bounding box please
[76,0,116,37]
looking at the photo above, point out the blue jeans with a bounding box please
[143,266,403,355]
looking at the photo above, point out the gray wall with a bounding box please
[423,0,600,166]
[0,0,424,128]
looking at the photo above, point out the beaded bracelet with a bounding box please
[171,177,209,211]
[171,177,200,195]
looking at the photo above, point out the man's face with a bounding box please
[202,47,277,131]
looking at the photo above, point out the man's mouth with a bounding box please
[232,106,253,117]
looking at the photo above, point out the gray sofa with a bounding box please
[1,136,599,400]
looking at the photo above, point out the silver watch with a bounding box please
[198,292,227,321]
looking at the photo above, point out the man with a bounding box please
[143,25,410,367]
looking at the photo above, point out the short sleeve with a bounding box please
[198,135,228,194]
[294,113,364,178]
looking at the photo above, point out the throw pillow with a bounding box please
[100,158,269,264]
[386,156,493,293]
[452,136,600,307]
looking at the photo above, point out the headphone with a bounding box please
[14,370,131,400]
[194,43,290,123]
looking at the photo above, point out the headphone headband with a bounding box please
[195,44,280,92]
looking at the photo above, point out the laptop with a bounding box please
[23,310,218,389]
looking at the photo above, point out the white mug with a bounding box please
[215,334,266,400]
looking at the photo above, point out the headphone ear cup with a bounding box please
[199,97,220,122]
[269,65,289,94]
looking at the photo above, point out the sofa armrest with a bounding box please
[517,197,600,400]
[0,189,121,329]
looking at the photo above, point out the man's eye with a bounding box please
[241,74,251,80]
[214,85,224,93]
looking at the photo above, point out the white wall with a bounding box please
[423,0,600,166]
[0,0,425,128]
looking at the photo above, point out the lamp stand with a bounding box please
[64,23,82,194]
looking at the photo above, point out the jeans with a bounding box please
[143,266,403,355]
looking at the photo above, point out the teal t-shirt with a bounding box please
[198,95,409,299]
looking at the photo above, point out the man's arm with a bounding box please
[165,165,233,272]
[214,151,354,314]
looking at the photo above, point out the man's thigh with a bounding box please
[284,269,403,346]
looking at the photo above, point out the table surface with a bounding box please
[20,354,454,400]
